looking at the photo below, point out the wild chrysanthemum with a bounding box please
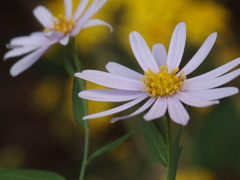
[75,22,240,125]
[4,0,112,76]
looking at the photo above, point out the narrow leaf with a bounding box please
[89,127,138,161]
[72,78,86,128]
[63,58,75,76]
[169,126,184,180]
[139,115,167,166]
[0,169,66,180]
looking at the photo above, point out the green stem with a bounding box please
[165,116,172,180]
[68,38,90,180]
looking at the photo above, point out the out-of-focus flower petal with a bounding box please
[144,97,167,121]
[167,95,190,125]
[111,97,155,122]
[75,70,143,90]
[106,62,143,80]
[73,0,89,20]
[4,47,38,60]
[180,33,217,76]
[10,45,51,77]
[82,19,113,32]
[166,22,186,71]
[152,43,167,67]
[82,94,148,120]
[79,89,146,102]
[59,35,70,45]
[130,31,159,72]
[45,31,64,40]
[176,91,219,107]
[33,6,54,28]
[64,0,72,18]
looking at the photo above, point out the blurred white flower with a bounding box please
[75,22,240,125]
[4,0,112,76]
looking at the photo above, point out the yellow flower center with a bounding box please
[141,65,186,97]
[44,14,75,35]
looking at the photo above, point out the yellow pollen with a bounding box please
[141,65,186,97]
[44,14,75,35]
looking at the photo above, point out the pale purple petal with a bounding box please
[175,91,219,107]
[180,33,217,76]
[82,94,148,120]
[64,0,72,18]
[152,43,167,67]
[105,62,143,80]
[72,0,107,36]
[45,31,64,40]
[82,19,113,32]
[10,45,51,77]
[75,70,143,90]
[187,58,240,83]
[4,47,38,60]
[79,89,146,102]
[184,87,239,100]
[166,22,186,71]
[144,97,167,121]
[184,68,240,90]
[73,0,89,20]
[167,95,190,125]
[130,31,159,72]
[59,35,70,45]
[33,6,54,28]
[111,97,155,122]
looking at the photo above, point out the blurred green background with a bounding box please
[0,0,240,180]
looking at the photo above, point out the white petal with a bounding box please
[144,97,167,121]
[45,31,64,40]
[73,0,89,20]
[82,94,148,120]
[75,70,143,90]
[82,19,113,32]
[130,31,159,72]
[59,35,70,45]
[79,89,146,102]
[111,97,155,122]
[166,22,186,71]
[33,6,54,28]
[64,0,72,18]
[187,58,240,83]
[185,87,239,100]
[9,32,48,46]
[152,43,167,67]
[4,47,38,60]
[167,95,190,125]
[184,68,240,90]
[180,33,217,76]
[175,91,219,107]
[105,62,143,80]
[10,45,51,77]
[72,0,107,36]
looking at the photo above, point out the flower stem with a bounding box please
[68,38,90,180]
[165,115,172,180]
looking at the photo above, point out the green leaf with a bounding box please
[63,58,75,76]
[72,78,86,128]
[139,115,167,166]
[89,127,138,161]
[169,126,184,180]
[0,169,66,180]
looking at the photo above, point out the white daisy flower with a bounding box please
[4,0,112,76]
[75,22,240,125]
